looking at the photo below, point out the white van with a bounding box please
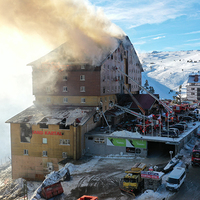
[166,167,186,191]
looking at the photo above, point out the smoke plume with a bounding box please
[0,0,125,65]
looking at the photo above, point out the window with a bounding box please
[191,88,195,90]
[63,86,68,92]
[43,138,47,144]
[59,124,70,129]
[103,87,105,94]
[80,86,85,92]
[62,152,67,158]
[81,65,85,69]
[60,139,70,145]
[20,124,32,143]
[47,97,51,103]
[94,137,105,143]
[43,151,47,157]
[46,87,51,93]
[105,97,107,102]
[40,124,48,129]
[191,92,195,95]
[81,98,86,103]
[63,76,67,81]
[24,149,28,155]
[80,75,85,81]
[63,97,68,103]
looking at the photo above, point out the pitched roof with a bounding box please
[27,35,142,70]
[6,105,96,126]
[118,94,158,110]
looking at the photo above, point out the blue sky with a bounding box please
[90,0,200,52]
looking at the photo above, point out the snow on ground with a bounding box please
[138,50,200,99]
[0,127,199,200]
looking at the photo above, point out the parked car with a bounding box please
[160,130,179,138]
[181,116,195,122]
[170,124,185,132]
[179,121,188,129]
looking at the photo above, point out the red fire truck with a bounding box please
[191,143,200,166]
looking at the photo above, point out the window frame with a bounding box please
[60,139,70,145]
[81,98,86,103]
[80,75,85,81]
[80,86,85,92]
[24,149,28,155]
[42,138,47,144]
[63,86,68,92]
[63,76,68,81]
[63,97,68,103]
[43,150,47,157]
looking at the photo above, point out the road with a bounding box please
[169,164,200,200]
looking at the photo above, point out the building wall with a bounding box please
[187,84,200,101]
[100,43,142,96]
[10,123,78,180]
[85,135,147,157]
[34,95,117,112]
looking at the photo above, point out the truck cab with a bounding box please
[122,163,147,191]
[191,143,200,166]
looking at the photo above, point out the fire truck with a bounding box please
[191,142,200,166]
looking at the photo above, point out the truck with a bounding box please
[191,142,200,166]
[120,163,147,196]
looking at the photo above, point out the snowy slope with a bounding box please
[138,50,200,99]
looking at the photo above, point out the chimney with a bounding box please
[194,75,198,82]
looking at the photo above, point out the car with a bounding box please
[169,128,180,136]
[179,121,188,129]
[160,130,179,138]
[181,116,195,122]
[170,124,185,132]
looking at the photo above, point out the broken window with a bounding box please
[39,124,48,129]
[59,124,70,130]
[20,123,32,143]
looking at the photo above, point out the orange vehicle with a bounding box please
[78,195,98,200]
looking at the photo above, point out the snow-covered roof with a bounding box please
[188,74,200,83]
[6,105,96,126]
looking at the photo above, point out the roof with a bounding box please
[27,35,142,70]
[104,107,125,116]
[6,105,96,126]
[169,167,185,178]
[117,94,158,110]
[188,74,200,83]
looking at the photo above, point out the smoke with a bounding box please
[0,0,125,65]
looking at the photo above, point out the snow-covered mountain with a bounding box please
[138,50,200,100]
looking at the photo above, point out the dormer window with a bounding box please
[81,65,85,69]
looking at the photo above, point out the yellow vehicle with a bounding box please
[120,163,147,196]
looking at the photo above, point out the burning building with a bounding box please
[6,35,143,180]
